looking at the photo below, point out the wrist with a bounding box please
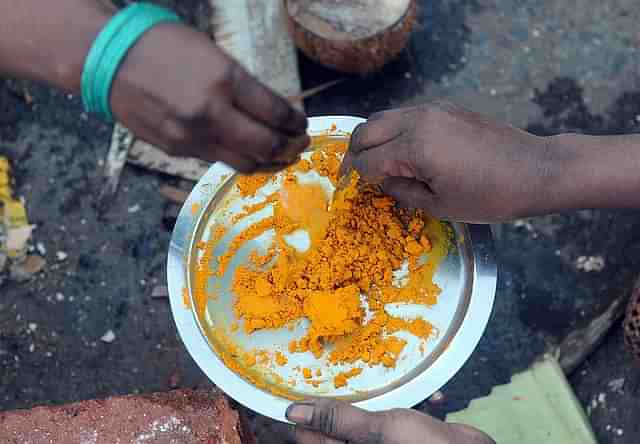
[503,132,588,219]
[34,4,114,94]
[544,133,640,211]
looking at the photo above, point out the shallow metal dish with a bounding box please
[168,116,497,422]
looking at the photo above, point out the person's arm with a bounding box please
[341,101,640,222]
[546,133,640,212]
[0,0,309,173]
[0,1,114,93]
[286,399,494,444]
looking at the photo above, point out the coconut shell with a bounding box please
[623,281,640,364]
[285,0,417,75]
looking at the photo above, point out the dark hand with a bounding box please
[287,400,493,444]
[110,24,309,173]
[342,102,559,222]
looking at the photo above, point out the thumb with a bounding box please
[382,177,437,212]
[286,400,381,444]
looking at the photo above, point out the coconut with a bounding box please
[285,0,417,75]
[623,283,640,365]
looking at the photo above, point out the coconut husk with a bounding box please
[285,0,417,74]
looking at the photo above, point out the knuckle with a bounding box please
[162,118,191,147]
[168,96,211,129]
[314,401,343,436]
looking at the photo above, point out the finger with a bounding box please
[349,110,408,155]
[338,150,354,180]
[216,146,297,174]
[210,109,309,165]
[350,140,417,184]
[286,400,381,444]
[214,148,258,174]
[381,177,435,211]
[277,134,311,163]
[294,428,344,444]
[229,64,308,135]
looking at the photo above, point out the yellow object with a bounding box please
[192,136,450,392]
[0,156,32,258]
[0,157,11,203]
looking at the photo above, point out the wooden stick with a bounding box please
[288,79,345,104]
[553,281,633,375]
[97,123,135,213]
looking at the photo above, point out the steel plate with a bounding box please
[168,116,497,422]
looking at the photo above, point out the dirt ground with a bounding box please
[1,1,640,443]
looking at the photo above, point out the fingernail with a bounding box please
[349,123,366,153]
[286,402,314,425]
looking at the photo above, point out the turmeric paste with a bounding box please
[334,368,363,389]
[192,134,449,392]
[235,173,271,198]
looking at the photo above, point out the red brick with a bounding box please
[0,389,255,444]
[624,281,640,364]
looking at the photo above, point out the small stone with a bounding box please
[56,251,68,261]
[608,378,625,393]
[28,343,35,353]
[101,330,116,343]
[575,255,605,272]
[55,293,65,302]
[27,323,37,332]
[532,28,541,37]
[128,204,141,213]
[36,243,46,256]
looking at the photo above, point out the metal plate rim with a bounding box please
[168,116,496,422]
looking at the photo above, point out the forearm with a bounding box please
[535,133,640,214]
[0,0,114,93]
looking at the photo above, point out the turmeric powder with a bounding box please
[334,367,362,389]
[235,173,271,197]
[191,134,450,392]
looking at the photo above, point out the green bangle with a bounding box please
[81,3,180,122]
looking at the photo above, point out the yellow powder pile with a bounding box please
[193,136,446,391]
[236,173,271,197]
